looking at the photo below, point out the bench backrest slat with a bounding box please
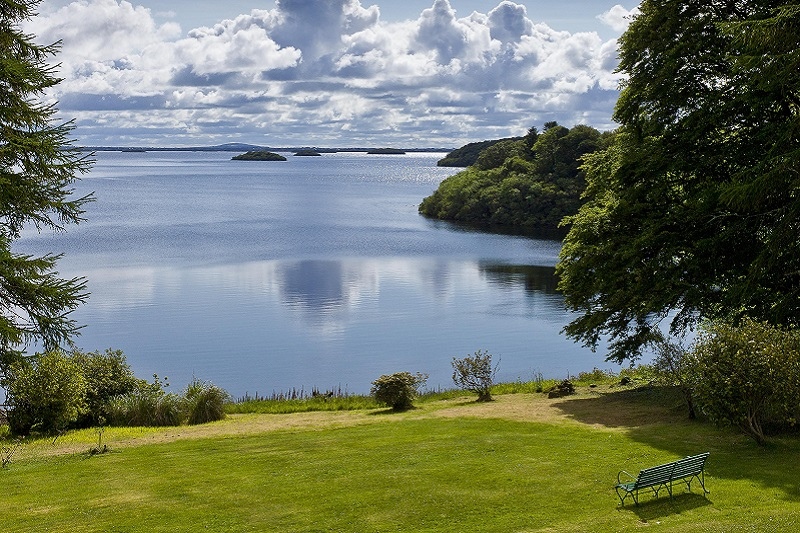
[636,463,674,485]
[671,452,709,478]
[633,453,710,488]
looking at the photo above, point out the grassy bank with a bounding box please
[2,383,799,532]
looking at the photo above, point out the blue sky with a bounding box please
[32,1,640,147]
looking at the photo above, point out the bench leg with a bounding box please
[614,487,639,507]
[671,473,710,497]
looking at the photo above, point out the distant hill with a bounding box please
[82,144,453,153]
[367,148,406,155]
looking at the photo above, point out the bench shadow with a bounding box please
[618,493,713,522]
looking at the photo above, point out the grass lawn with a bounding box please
[2,385,799,532]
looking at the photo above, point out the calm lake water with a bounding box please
[18,151,622,396]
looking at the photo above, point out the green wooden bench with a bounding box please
[615,452,710,506]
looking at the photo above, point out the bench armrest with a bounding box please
[617,470,636,484]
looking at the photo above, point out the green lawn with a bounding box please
[2,387,799,532]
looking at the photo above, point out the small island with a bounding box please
[294,149,322,156]
[231,151,287,161]
[367,148,406,155]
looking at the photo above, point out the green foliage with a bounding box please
[436,138,521,167]
[474,139,528,170]
[0,0,93,368]
[649,334,697,419]
[557,1,800,362]
[451,350,499,402]
[572,368,617,386]
[5,351,87,435]
[70,349,139,427]
[687,319,800,445]
[420,123,607,231]
[228,395,379,414]
[183,378,230,425]
[370,371,427,411]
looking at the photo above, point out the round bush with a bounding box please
[687,319,800,444]
[6,351,87,435]
[370,372,427,411]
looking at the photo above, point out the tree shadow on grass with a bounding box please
[551,386,690,429]
[551,386,800,506]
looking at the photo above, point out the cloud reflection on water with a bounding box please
[79,257,565,338]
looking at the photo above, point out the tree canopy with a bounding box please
[0,0,93,369]
[557,0,800,362]
[436,137,522,167]
[419,123,608,231]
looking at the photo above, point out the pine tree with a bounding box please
[1,0,93,370]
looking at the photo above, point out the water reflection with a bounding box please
[79,258,565,327]
[426,219,568,241]
[274,260,378,334]
[280,260,349,311]
[480,264,560,294]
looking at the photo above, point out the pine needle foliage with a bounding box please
[0,0,93,369]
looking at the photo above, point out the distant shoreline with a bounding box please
[81,144,453,153]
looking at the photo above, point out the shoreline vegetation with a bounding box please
[420,123,611,232]
[79,143,451,153]
[231,150,287,161]
[2,368,798,531]
[366,147,406,155]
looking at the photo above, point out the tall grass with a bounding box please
[184,379,230,425]
[106,379,230,427]
[107,391,185,427]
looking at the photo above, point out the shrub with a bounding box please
[5,351,87,435]
[687,319,800,444]
[184,378,230,425]
[547,379,576,398]
[70,349,139,427]
[370,372,427,411]
[451,350,499,402]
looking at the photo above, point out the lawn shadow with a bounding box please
[367,406,422,416]
[551,386,800,506]
[551,385,690,429]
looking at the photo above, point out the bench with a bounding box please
[615,452,710,506]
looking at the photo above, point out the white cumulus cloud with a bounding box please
[27,0,630,146]
[597,4,640,32]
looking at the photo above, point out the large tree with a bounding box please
[557,0,800,362]
[0,0,93,369]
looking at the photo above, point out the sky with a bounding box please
[29,1,641,147]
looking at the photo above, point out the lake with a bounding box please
[17,151,621,397]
